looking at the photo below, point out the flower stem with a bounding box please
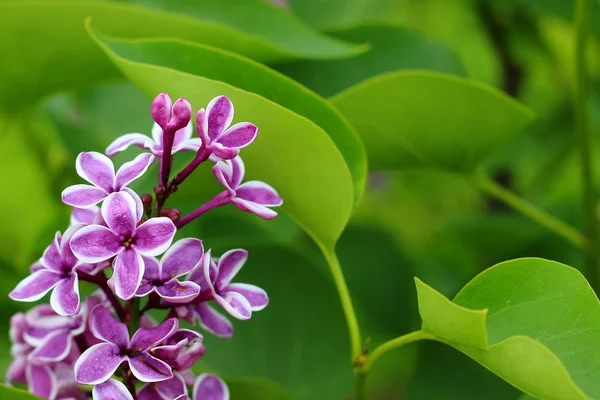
[574,0,599,290]
[321,248,362,362]
[160,129,176,187]
[78,270,126,322]
[362,330,434,373]
[172,146,212,187]
[355,371,366,400]
[472,174,586,248]
[176,191,230,229]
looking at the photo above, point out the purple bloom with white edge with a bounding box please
[213,156,282,220]
[138,373,188,400]
[135,238,203,303]
[196,96,258,160]
[193,374,229,400]
[70,205,102,226]
[93,379,133,400]
[25,308,85,363]
[70,191,176,300]
[61,151,154,209]
[106,122,201,157]
[10,225,95,315]
[75,305,177,385]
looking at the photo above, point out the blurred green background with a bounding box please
[1,0,599,398]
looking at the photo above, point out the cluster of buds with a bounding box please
[7,93,282,400]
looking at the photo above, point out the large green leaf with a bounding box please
[275,24,466,98]
[331,71,535,171]
[0,384,41,399]
[225,376,293,400]
[416,258,600,400]
[288,0,396,30]
[89,29,355,250]
[0,1,363,110]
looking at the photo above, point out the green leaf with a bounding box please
[276,24,466,98]
[331,71,535,171]
[225,376,293,400]
[0,384,41,399]
[201,245,352,400]
[89,29,356,250]
[288,0,396,30]
[416,258,600,400]
[0,0,363,110]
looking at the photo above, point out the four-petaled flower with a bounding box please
[62,152,154,209]
[10,225,95,315]
[70,191,176,300]
[196,96,258,160]
[75,305,177,385]
[213,156,283,220]
[136,238,203,303]
[105,122,201,157]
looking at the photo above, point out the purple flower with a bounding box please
[70,205,101,226]
[180,249,268,338]
[93,379,133,400]
[75,305,177,385]
[196,96,258,160]
[135,238,203,303]
[192,374,229,400]
[138,373,188,400]
[6,312,32,385]
[62,151,154,209]
[213,156,282,220]
[25,308,85,363]
[10,225,95,315]
[105,122,201,157]
[70,191,176,300]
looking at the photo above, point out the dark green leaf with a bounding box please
[0,384,41,399]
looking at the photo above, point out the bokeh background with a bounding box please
[1,0,599,399]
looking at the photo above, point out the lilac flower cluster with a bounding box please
[7,93,282,400]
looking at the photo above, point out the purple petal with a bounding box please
[160,238,204,280]
[6,357,27,384]
[152,93,173,130]
[138,384,165,400]
[27,364,57,399]
[136,281,155,297]
[210,144,240,160]
[176,138,202,152]
[214,291,252,320]
[216,249,247,288]
[75,342,124,384]
[172,121,194,148]
[122,187,145,222]
[195,303,233,338]
[205,96,234,142]
[114,153,156,190]
[76,152,115,192]
[129,353,173,383]
[106,133,153,156]
[62,184,109,208]
[156,280,200,303]
[71,206,102,226]
[112,249,145,300]
[236,181,283,207]
[233,198,278,220]
[133,218,176,256]
[212,162,235,193]
[30,330,72,362]
[151,123,164,145]
[142,256,161,281]
[172,341,205,371]
[187,251,216,295]
[130,318,178,350]
[70,225,121,263]
[90,305,129,347]
[156,374,187,399]
[102,192,138,237]
[217,122,258,149]
[50,274,80,316]
[225,283,269,311]
[93,378,134,400]
[10,270,62,302]
[61,224,83,268]
[41,232,63,272]
[193,374,229,400]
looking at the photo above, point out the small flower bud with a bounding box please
[167,208,181,223]
[170,98,192,132]
[151,93,172,129]
[159,208,172,217]
[154,185,165,196]
[141,193,153,208]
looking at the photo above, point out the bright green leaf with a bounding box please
[276,24,466,98]
[288,0,396,30]
[331,71,535,171]
[416,258,600,400]
[225,376,293,400]
[0,0,363,110]
[89,29,355,250]
[0,384,41,399]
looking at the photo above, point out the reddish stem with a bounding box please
[172,146,212,187]
[176,191,230,229]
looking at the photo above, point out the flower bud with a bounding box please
[167,208,181,223]
[170,98,192,132]
[151,92,172,129]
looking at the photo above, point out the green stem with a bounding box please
[472,174,586,248]
[362,330,434,373]
[128,298,140,333]
[321,248,362,361]
[574,0,598,290]
[355,370,366,400]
